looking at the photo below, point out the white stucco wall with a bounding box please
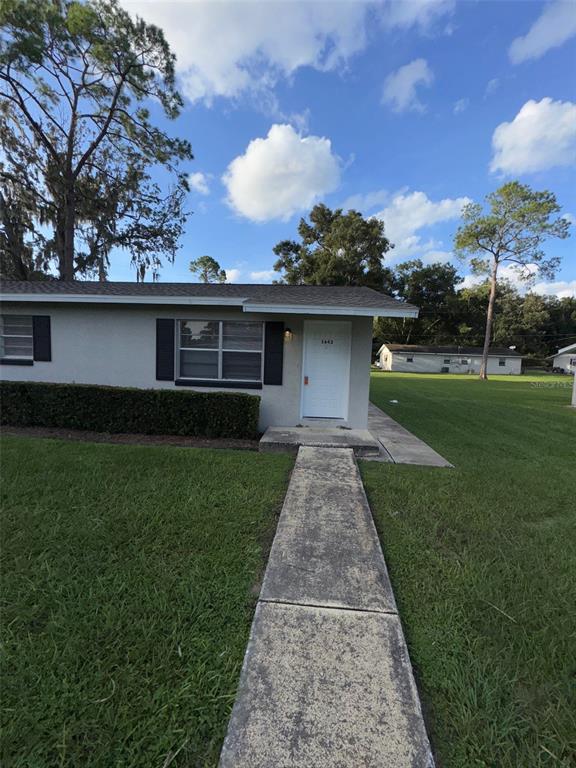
[552,353,576,373]
[0,302,373,430]
[378,346,522,374]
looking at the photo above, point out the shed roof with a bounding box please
[379,343,522,357]
[0,281,418,318]
[555,342,576,355]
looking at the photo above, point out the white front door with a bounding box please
[301,320,351,419]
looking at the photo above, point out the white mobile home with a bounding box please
[0,281,417,431]
[377,344,522,375]
[551,342,576,374]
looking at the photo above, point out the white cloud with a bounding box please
[188,171,211,195]
[250,270,276,282]
[382,0,455,30]
[490,98,576,174]
[462,263,562,294]
[453,98,469,114]
[374,190,471,258]
[509,1,576,64]
[382,58,434,113]
[532,279,576,298]
[222,124,341,222]
[122,0,369,104]
[464,265,576,299]
[224,268,242,283]
[460,273,484,290]
[562,212,575,226]
[122,1,455,106]
[342,188,389,211]
[485,77,500,97]
[420,249,454,264]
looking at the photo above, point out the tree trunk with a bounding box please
[480,259,499,380]
[60,180,75,281]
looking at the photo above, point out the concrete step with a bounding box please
[259,426,381,457]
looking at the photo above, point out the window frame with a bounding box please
[0,314,34,361]
[406,356,414,363]
[499,358,506,367]
[443,358,451,364]
[176,319,265,384]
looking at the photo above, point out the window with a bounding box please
[570,358,576,366]
[443,358,451,364]
[178,320,263,382]
[406,356,414,363]
[499,358,506,367]
[461,358,468,365]
[0,315,33,359]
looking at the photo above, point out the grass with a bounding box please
[361,372,576,768]
[0,437,293,768]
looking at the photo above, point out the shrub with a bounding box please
[0,381,260,439]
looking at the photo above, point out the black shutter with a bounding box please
[156,319,175,381]
[263,321,284,385]
[32,316,51,361]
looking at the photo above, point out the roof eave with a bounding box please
[0,293,248,307]
[1,293,419,317]
[243,303,418,317]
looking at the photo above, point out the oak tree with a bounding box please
[0,0,192,280]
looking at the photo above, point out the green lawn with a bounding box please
[0,437,293,767]
[362,373,576,768]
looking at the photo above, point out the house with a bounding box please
[377,343,522,375]
[550,342,576,374]
[0,281,418,431]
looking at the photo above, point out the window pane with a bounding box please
[222,321,262,350]
[1,315,32,336]
[180,350,218,378]
[180,320,219,349]
[2,336,33,357]
[223,351,261,381]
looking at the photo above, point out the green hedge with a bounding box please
[0,381,261,439]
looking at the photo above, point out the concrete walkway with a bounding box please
[219,447,435,767]
[367,402,453,467]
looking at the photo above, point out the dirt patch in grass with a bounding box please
[1,424,259,451]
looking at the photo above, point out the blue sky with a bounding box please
[117,0,576,296]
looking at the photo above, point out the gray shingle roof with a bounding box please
[0,280,416,312]
[383,343,522,357]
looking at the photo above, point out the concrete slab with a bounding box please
[259,426,380,457]
[367,403,453,468]
[261,447,397,612]
[219,602,435,768]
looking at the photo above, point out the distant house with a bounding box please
[0,281,417,431]
[550,342,576,374]
[377,344,522,375]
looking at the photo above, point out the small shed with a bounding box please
[550,342,576,374]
